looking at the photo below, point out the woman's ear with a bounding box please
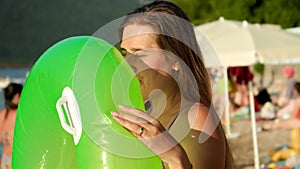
[172,62,180,72]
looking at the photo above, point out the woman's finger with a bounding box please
[118,105,155,123]
[111,112,147,137]
[111,112,178,155]
[122,113,150,125]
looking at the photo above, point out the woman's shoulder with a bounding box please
[0,109,6,119]
[187,103,210,130]
[187,103,222,139]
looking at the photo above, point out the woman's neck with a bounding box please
[148,84,191,128]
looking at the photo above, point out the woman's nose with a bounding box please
[130,65,137,72]
[125,54,148,73]
[125,55,137,72]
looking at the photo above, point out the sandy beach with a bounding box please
[228,118,291,168]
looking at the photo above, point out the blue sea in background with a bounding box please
[0,68,30,109]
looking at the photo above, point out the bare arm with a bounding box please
[111,105,192,169]
[270,118,300,130]
[185,104,226,169]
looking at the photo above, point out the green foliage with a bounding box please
[171,0,300,27]
[253,0,300,28]
[253,62,265,76]
[171,0,216,25]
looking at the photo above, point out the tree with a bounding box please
[171,0,300,28]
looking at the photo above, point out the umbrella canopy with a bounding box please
[195,17,300,66]
[286,27,300,35]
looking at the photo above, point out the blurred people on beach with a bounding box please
[0,83,23,169]
[216,68,239,113]
[253,84,274,119]
[228,66,254,114]
[252,62,275,117]
[263,82,300,130]
[276,66,297,119]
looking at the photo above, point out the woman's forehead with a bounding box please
[122,24,157,40]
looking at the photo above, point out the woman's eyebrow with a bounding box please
[121,48,142,54]
[132,48,142,52]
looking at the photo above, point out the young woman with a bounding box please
[111,1,235,169]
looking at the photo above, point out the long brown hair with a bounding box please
[120,1,235,169]
[120,1,211,108]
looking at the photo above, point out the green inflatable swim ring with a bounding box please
[12,36,162,169]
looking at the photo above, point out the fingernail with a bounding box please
[111,112,119,116]
[113,115,121,122]
[118,105,125,109]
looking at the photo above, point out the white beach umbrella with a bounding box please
[195,17,256,67]
[195,17,300,66]
[286,27,300,35]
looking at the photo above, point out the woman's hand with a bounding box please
[111,105,192,169]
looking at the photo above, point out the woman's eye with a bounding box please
[134,51,145,58]
[135,54,143,58]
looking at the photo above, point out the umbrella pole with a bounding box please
[223,66,231,135]
[249,82,260,169]
[224,66,239,139]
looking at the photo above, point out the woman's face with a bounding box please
[121,24,176,99]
